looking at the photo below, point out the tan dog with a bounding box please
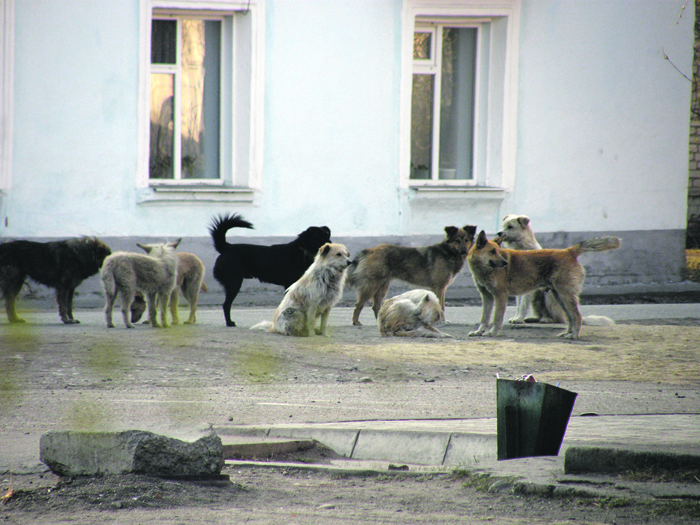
[251,243,351,337]
[498,214,615,327]
[131,252,208,325]
[101,239,181,328]
[346,225,477,326]
[378,290,451,338]
[467,231,621,340]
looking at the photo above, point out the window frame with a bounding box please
[400,0,520,193]
[137,0,265,203]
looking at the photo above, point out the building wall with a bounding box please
[2,0,696,295]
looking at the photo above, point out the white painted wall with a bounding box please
[3,0,695,282]
[509,0,693,233]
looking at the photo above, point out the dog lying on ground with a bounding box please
[468,230,621,340]
[346,225,476,326]
[209,213,332,327]
[377,289,451,338]
[101,239,181,328]
[251,243,351,337]
[130,252,208,325]
[497,214,615,327]
[0,237,111,324]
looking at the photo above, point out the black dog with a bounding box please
[0,237,112,324]
[209,213,331,326]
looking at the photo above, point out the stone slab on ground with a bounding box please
[40,430,223,477]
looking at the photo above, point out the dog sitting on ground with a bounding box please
[346,225,476,326]
[209,213,332,327]
[467,230,621,340]
[251,243,351,337]
[0,237,111,324]
[497,214,615,327]
[101,239,181,328]
[130,252,208,325]
[377,289,451,338]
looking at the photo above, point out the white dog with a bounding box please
[101,239,181,328]
[251,243,351,337]
[377,289,451,338]
[497,215,614,327]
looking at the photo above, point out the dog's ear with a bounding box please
[321,226,331,238]
[463,225,477,239]
[320,243,332,257]
[137,243,152,254]
[517,216,530,228]
[444,226,458,239]
[475,230,488,249]
[168,238,182,249]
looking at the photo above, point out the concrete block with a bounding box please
[40,430,223,477]
[267,427,359,458]
[351,429,450,465]
[443,433,497,466]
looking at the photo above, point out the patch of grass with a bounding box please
[619,467,700,484]
[686,249,700,282]
[642,499,700,519]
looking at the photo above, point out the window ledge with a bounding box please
[137,186,255,204]
[410,185,505,199]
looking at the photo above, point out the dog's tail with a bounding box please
[101,260,117,298]
[208,213,254,254]
[344,250,368,290]
[570,236,621,256]
[250,320,273,332]
[582,315,615,326]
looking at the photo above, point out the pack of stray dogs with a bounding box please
[0,212,621,340]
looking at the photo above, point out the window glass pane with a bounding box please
[413,32,431,60]
[149,73,174,179]
[410,74,434,179]
[151,20,177,64]
[439,27,477,180]
[181,20,220,179]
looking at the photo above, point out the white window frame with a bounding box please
[400,0,520,193]
[137,0,265,203]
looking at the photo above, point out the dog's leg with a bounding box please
[488,292,509,336]
[433,286,448,323]
[316,307,331,337]
[183,282,198,324]
[3,271,27,323]
[222,277,243,327]
[352,288,374,326]
[104,291,117,328]
[469,286,494,336]
[509,294,530,324]
[169,288,180,325]
[159,291,171,328]
[371,282,390,320]
[146,292,161,328]
[550,289,582,340]
[56,287,79,324]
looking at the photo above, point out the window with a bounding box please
[400,1,520,192]
[150,17,221,181]
[137,1,265,203]
[411,25,477,182]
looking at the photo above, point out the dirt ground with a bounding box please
[1,309,699,523]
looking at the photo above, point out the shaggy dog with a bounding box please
[101,239,181,328]
[346,225,476,325]
[498,214,615,327]
[377,289,451,338]
[209,213,332,327]
[251,243,351,337]
[467,231,620,340]
[130,252,208,325]
[0,237,111,324]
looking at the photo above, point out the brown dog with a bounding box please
[346,225,477,325]
[467,230,621,340]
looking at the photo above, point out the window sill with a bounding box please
[137,185,255,204]
[409,185,505,199]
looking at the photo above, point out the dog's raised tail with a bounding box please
[343,250,368,290]
[572,236,621,255]
[208,213,254,254]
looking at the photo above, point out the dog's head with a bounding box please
[443,224,477,258]
[136,239,182,257]
[87,237,112,269]
[416,291,443,325]
[468,230,508,270]
[314,242,352,271]
[130,291,147,323]
[497,215,534,246]
[297,226,332,259]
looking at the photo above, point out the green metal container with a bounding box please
[497,378,577,460]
